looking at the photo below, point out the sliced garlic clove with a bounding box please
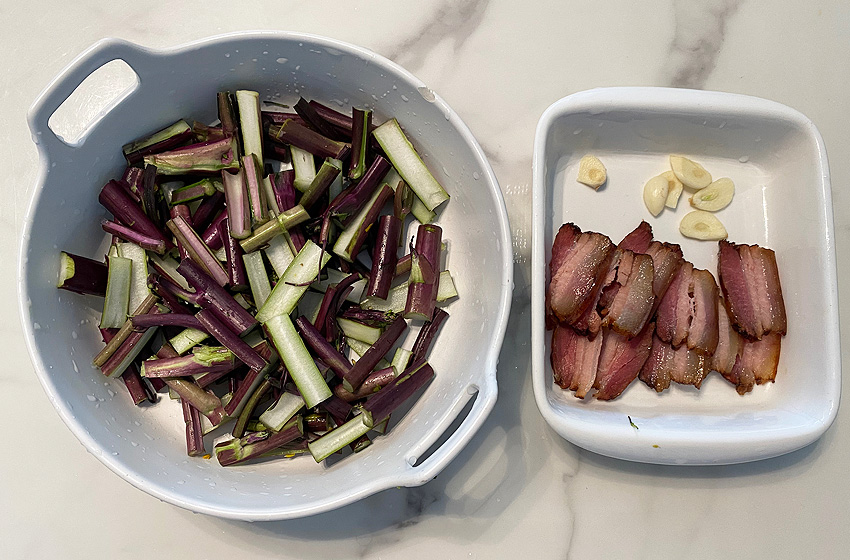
[643,174,669,216]
[679,210,728,240]
[690,177,734,212]
[670,155,712,190]
[577,155,607,189]
[663,170,684,209]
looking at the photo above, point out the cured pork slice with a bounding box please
[639,334,710,392]
[600,250,655,337]
[655,262,719,356]
[593,323,654,400]
[644,241,684,312]
[619,221,653,254]
[547,223,615,326]
[717,240,787,340]
[551,324,604,398]
[710,296,743,376]
[743,332,782,385]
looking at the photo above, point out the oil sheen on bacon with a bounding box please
[639,333,710,392]
[593,323,654,400]
[551,324,603,399]
[717,240,787,340]
[599,250,655,338]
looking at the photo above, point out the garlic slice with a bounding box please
[643,174,669,216]
[577,155,607,189]
[663,170,684,209]
[670,155,712,190]
[690,177,734,212]
[679,211,728,240]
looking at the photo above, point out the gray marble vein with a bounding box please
[382,0,491,71]
[664,0,743,88]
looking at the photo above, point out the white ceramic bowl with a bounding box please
[20,32,512,519]
[532,87,840,465]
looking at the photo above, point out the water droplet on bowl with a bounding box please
[400,94,409,102]
[276,57,288,64]
[739,155,750,163]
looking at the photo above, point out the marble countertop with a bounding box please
[3,1,848,558]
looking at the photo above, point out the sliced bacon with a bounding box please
[639,334,710,391]
[593,323,654,400]
[724,355,756,395]
[644,241,684,311]
[717,240,787,339]
[600,250,655,337]
[619,221,653,254]
[654,262,719,356]
[550,324,603,398]
[744,332,782,385]
[547,223,615,326]
[710,297,743,376]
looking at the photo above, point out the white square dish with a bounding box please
[531,87,840,465]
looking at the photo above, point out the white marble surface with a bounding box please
[2,1,849,558]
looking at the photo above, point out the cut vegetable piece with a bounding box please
[259,392,305,432]
[576,155,607,189]
[670,155,712,190]
[405,224,442,320]
[215,420,303,466]
[122,119,193,166]
[307,414,372,462]
[299,158,341,210]
[360,270,457,313]
[679,211,728,240]
[243,251,272,307]
[263,233,295,277]
[337,317,382,345]
[170,178,217,206]
[295,316,351,378]
[116,243,150,314]
[643,173,669,216]
[263,313,332,408]
[167,215,229,287]
[100,255,132,329]
[255,240,331,323]
[690,177,735,212]
[169,328,209,355]
[342,316,407,392]
[140,347,236,378]
[222,169,251,240]
[349,108,372,180]
[268,119,349,160]
[57,251,107,296]
[332,184,393,262]
[372,118,449,211]
[143,136,239,175]
[663,170,684,209]
[290,146,316,192]
[242,153,267,223]
[236,90,264,168]
[239,204,309,253]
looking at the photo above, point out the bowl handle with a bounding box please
[400,374,499,486]
[26,37,156,156]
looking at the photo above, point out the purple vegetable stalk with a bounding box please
[318,394,353,427]
[121,364,155,406]
[314,272,361,340]
[238,204,309,253]
[329,156,391,226]
[217,218,248,291]
[411,307,449,363]
[192,121,227,143]
[140,164,166,231]
[101,220,166,254]
[156,342,227,424]
[195,309,266,372]
[338,307,398,327]
[131,312,205,331]
[404,224,442,321]
[261,111,306,127]
[148,272,199,311]
[170,178,217,206]
[177,259,257,336]
[181,400,206,457]
[166,215,229,287]
[121,166,143,202]
[100,305,165,378]
[342,315,408,392]
[299,158,342,210]
[215,422,303,466]
[221,169,251,240]
[169,205,193,261]
[122,119,194,166]
[365,215,402,299]
[348,108,372,180]
[98,179,167,244]
[140,346,236,378]
[93,293,159,367]
[232,378,272,438]
[272,169,297,211]
[192,190,225,233]
[343,184,394,259]
[304,412,331,432]
[294,97,348,141]
[334,366,395,402]
[201,210,227,251]
[307,100,356,135]
[267,119,349,160]
[294,316,351,379]
[57,251,107,296]
[144,136,240,175]
[362,360,434,427]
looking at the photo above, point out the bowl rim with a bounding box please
[19,30,513,519]
[530,86,841,465]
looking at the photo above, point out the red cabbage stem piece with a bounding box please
[272,169,297,211]
[57,251,107,296]
[348,108,372,180]
[121,364,153,405]
[314,272,361,340]
[217,92,240,148]
[393,182,414,221]
[156,342,226,424]
[215,422,303,466]
[242,154,267,223]
[100,305,166,378]
[171,179,217,206]
[177,259,257,336]
[294,316,351,379]
[167,215,229,287]
[342,315,408,392]
[404,224,442,320]
[334,366,395,402]
[267,119,350,160]
[307,100,357,135]
[294,97,348,141]
[362,360,434,427]
[148,377,166,392]
[195,309,266,371]
[318,394,353,427]
[143,136,240,175]
[238,204,310,253]
[181,400,206,457]
[338,307,397,327]
[411,307,449,363]
[300,159,342,210]
[121,166,143,201]
[366,215,402,299]
[192,121,227,143]
[131,312,205,331]
[93,293,159,367]
[218,217,249,291]
[170,205,193,261]
[222,168,251,240]
[261,111,306,127]
[304,412,331,432]
[170,204,193,227]
[329,156,391,226]
[201,209,227,251]
[141,348,236,378]
[148,273,199,313]
[232,378,273,438]
[140,164,165,230]
[345,184,395,260]
[123,119,194,166]
[98,179,167,244]
[192,190,224,233]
